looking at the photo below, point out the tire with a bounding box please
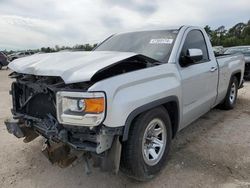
[0,63,2,70]
[219,76,238,110]
[120,107,172,181]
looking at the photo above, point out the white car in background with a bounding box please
[8,51,34,61]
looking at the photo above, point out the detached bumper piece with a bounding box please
[42,141,77,168]
[5,118,24,138]
[5,118,39,142]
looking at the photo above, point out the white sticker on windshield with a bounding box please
[149,38,173,44]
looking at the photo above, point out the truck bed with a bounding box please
[215,53,245,105]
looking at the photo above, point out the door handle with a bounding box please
[210,66,217,72]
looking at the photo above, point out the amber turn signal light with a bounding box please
[84,98,105,113]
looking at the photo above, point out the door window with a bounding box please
[180,30,209,63]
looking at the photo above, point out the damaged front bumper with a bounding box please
[5,116,123,173]
[5,115,123,153]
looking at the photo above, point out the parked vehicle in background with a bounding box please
[8,51,34,61]
[213,46,224,55]
[224,46,250,79]
[5,26,245,181]
[0,52,9,70]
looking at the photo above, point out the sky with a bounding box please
[0,0,249,50]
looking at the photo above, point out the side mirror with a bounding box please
[180,48,203,66]
[187,49,203,61]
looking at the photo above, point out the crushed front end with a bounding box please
[5,72,123,173]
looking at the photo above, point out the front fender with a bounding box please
[88,63,182,130]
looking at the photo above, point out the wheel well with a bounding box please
[123,100,179,141]
[234,72,241,86]
[162,101,179,138]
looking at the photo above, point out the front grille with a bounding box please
[26,93,56,118]
[10,73,92,120]
[12,82,56,119]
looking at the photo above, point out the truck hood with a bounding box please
[8,51,138,84]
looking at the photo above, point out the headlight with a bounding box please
[56,91,106,126]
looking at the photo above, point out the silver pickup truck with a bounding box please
[5,26,245,181]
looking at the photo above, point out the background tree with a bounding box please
[204,19,250,47]
[2,20,250,55]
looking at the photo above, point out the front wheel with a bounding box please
[219,76,238,110]
[120,107,172,181]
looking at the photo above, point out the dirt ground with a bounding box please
[0,69,250,188]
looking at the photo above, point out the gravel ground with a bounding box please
[0,69,250,188]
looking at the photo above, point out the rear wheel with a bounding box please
[0,63,2,70]
[219,76,238,110]
[120,107,172,181]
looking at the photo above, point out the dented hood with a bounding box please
[8,51,138,83]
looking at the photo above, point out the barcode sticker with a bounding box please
[149,38,173,44]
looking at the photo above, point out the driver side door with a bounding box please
[179,29,218,127]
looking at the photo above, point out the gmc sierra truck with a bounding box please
[5,26,245,181]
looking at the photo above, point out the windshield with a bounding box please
[95,30,178,62]
[224,47,250,56]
